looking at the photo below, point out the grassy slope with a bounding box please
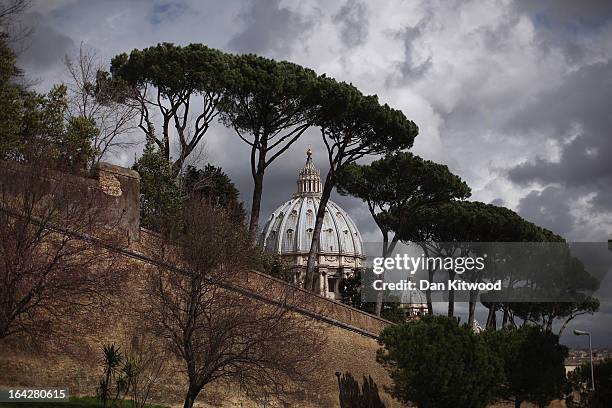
[0,396,168,408]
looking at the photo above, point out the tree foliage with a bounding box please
[0,37,99,173]
[377,315,502,408]
[483,327,568,407]
[183,164,246,224]
[252,248,294,282]
[305,78,419,291]
[337,151,470,315]
[219,53,320,237]
[337,152,470,243]
[0,33,21,156]
[132,139,186,231]
[393,200,596,325]
[111,43,231,173]
[568,358,612,408]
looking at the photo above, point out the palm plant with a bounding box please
[115,357,140,406]
[97,344,123,407]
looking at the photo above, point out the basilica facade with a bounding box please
[258,149,365,300]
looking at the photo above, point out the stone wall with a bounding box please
[1,159,388,336]
[0,160,400,407]
[0,160,140,243]
[136,228,390,337]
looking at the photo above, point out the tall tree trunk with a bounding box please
[183,384,199,408]
[173,150,188,176]
[305,172,335,292]
[248,171,264,240]
[423,246,434,315]
[248,150,267,240]
[426,268,434,315]
[374,233,389,317]
[468,291,477,328]
[502,305,509,327]
[447,270,456,317]
[162,116,170,160]
[558,314,581,337]
[486,303,497,329]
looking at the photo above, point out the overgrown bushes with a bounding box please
[378,316,569,408]
[567,358,612,407]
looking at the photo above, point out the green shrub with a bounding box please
[377,315,502,408]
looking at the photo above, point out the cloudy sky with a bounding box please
[12,0,612,346]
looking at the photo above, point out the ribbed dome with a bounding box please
[259,149,364,258]
[400,279,428,320]
[400,287,427,306]
[259,196,364,256]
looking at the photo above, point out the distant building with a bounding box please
[400,285,428,320]
[565,348,612,374]
[259,149,365,300]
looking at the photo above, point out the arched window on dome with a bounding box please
[306,228,313,243]
[285,229,294,251]
[325,228,335,252]
[354,232,362,254]
[342,230,350,252]
[306,209,314,226]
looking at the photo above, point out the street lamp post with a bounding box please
[574,329,595,392]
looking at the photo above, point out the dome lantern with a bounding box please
[295,147,322,197]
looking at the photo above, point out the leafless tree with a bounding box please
[64,44,139,170]
[145,201,324,408]
[122,331,170,408]
[0,161,128,345]
[0,0,32,44]
[0,0,27,26]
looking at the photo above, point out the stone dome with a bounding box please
[400,287,427,306]
[259,196,364,256]
[259,148,364,258]
[400,279,428,320]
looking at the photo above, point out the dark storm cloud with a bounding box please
[514,0,612,64]
[333,0,369,48]
[393,16,431,82]
[508,60,612,217]
[16,12,74,72]
[150,1,188,25]
[514,0,612,22]
[489,198,505,207]
[228,0,315,56]
[479,13,523,55]
[517,186,576,237]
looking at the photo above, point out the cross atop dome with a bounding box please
[295,148,322,197]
